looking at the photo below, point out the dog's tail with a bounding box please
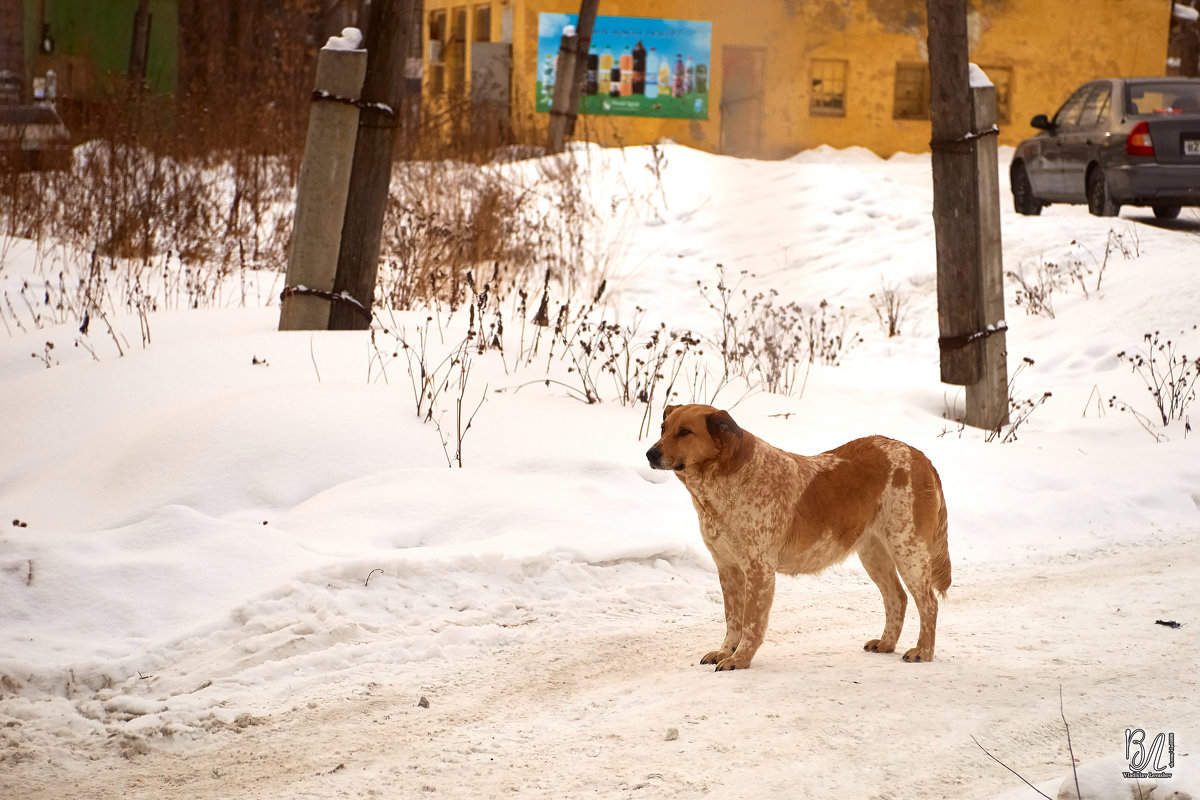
[930,481,952,597]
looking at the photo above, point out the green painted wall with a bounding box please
[26,0,178,96]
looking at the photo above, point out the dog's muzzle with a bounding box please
[646,446,682,471]
[646,446,664,470]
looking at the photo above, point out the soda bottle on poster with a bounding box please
[543,55,556,101]
[645,47,659,99]
[610,66,621,98]
[619,47,633,96]
[586,51,598,95]
[658,58,671,98]
[695,63,708,94]
[599,47,613,95]
[632,41,646,95]
[672,54,685,98]
[685,56,695,94]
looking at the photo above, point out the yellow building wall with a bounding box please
[965,0,1169,148]
[421,0,1171,158]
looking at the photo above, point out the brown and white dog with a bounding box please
[646,404,950,670]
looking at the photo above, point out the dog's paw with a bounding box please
[712,653,752,671]
[863,639,896,654]
[902,647,933,663]
[700,650,730,666]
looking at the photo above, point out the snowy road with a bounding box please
[9,537,1196,799]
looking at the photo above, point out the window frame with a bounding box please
[1052,84,1097,128]
[447,6,468,95]
[893,62,929,121]
[474,4,492,43]
[427,9,447,95]
[809,58,848,117]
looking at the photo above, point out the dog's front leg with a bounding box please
[701,563,745,665]
[714,561,775,671]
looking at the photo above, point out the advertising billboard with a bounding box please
[536,14,712,120]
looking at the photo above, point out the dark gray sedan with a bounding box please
[1010,77,1200,219]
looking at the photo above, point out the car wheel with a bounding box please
[1086,167,1120,217]
[1011,162,1042,216]
[1152,204,1181,220]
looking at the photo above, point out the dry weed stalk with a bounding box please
[1110,328,1199,439]
[869,278,908,338]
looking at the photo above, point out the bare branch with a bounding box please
[971,735,1054,800]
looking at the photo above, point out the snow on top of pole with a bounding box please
[968,63,993,88]
[324,27,365,51]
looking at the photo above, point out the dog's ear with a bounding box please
[662,404,681,422]
[706,410,744,442]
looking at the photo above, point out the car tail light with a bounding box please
[1126,121,1154,156]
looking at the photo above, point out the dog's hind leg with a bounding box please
[898,578,938,662]
[701,563,745,665]
[889,546,939,662]
[857,535,906,654]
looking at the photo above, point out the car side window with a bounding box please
[1077,86,1112,128]
[1053,86,1095,128]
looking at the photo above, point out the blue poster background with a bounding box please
[536,14,712,120]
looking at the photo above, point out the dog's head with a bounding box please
[645,404,745,474]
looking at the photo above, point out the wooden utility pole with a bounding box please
[926,0,1008,429]
[128,0,152,92]
[328,0,416,330]
[547,0,600,153]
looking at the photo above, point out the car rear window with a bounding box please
[1126,82,1200,116]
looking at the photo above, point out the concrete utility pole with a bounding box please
[547,0,600,153]
[925,0,1008,430]
[327,0,416,330]
[279,40,367,331]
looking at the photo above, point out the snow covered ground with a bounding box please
[2,143,1198,799]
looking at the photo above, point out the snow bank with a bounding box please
[2,143,1198,799]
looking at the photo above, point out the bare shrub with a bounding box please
[1061,226,1139,299]
[697,264,860,395]
[1009,227,1140,316]
[1006,260,1061,318]
[376,163,531,310]
[805,299,862,367]
[869,279,908,337]
[984,357,1052,443]
[1110,328,1199,439]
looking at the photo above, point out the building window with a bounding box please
[978,65,1013,124]
[427,10,446,95]
[474,4,491,42]
[447,6,467,95]
[810,59,847,116]
[893,62,929,120]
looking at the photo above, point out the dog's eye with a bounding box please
[677,428,692,437]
